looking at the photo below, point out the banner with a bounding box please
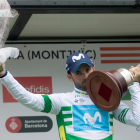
[0,43,140,140]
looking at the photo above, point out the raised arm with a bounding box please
[113,66,140,126]
[0,48,45,112]
[0,47,61,115]
[0,63,45,112]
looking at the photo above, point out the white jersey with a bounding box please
[1,72,140,140]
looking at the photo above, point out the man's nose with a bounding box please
[83,72,88,79]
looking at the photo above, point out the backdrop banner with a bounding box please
[0,43,140,140]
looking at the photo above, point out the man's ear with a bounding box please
[67,73,74,82]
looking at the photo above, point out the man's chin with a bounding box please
[81,85,87,91]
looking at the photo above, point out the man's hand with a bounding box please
[0,63,5,77]
[0,47,19,77]
[129,66,140,82]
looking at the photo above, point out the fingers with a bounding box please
[129,69,135,77]
[129,66,140,82]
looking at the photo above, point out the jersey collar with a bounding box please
[74,86,88,95]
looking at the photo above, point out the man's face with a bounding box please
[67,63,95,91]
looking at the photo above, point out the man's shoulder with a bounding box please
[47,91,75,104]
[50,90,75,97]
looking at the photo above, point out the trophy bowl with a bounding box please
[0,0,18,48]
[86,68,134,112]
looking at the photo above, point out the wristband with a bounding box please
[0,70,7,78]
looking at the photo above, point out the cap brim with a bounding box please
[70,62,93,73]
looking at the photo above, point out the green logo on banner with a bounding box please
[122,90,131,100]
[122,82,140,100]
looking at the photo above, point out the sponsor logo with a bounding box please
[84,112,101,124]
[3,77,52,103]
[66,64,68,68]
[6,116,53,133]
[74,98,85,103]
[72,53,85,62]
[75,95,80,98]
[72,105,109,131]
[74,95,85,103]
[6,117,22,133]
[25,85,49,93]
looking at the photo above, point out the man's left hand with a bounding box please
[129,66,140,82]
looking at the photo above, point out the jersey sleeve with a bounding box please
[0,71,63,115]
[113,82,140,126]
[0,71,48,112]
[41,93,63,115]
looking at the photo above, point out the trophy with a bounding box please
[86,65,140,112]
[0,0,18,48]
[0,0,19,68]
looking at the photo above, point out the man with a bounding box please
[0,48,140,140]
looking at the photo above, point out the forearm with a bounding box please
[126,82,140,126]
[0,71,45,112]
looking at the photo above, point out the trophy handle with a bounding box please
[117,63,140,87]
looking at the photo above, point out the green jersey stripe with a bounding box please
[109,114,113,119]
[41,95,52,113]
[56,108,68,140]
[109,122,113,126]
[66,133,90,140]
[62,106,71,111]
[101,135,112,140]
[122,109,129,124]
[64,121,72,126]
[118,114,123,123]
[122,109,129,123]
[75,90,88,95]
[63,114,72,119]
[118,108,129,124]
[118,109,125,123]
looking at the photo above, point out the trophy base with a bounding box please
[86,70,127,112]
